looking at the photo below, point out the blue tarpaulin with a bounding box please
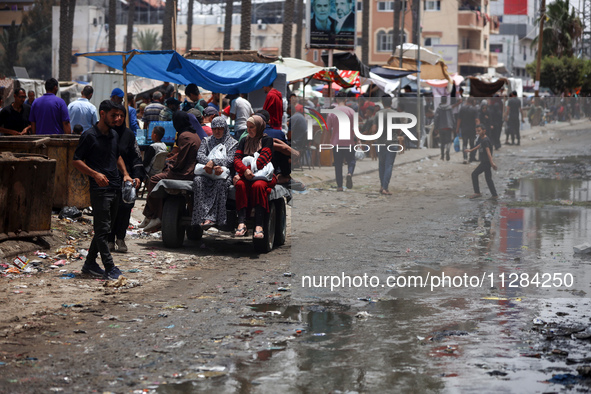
[76,50,277,94]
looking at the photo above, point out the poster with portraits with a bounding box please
[307,0,356,49]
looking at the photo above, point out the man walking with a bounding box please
[68,85,98,132]
[73,100,133,280]
[456,98,478,163]
[505,91,522,145]
[327,94,356,191]
[30,78,71,135]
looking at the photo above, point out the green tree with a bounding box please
[532,0,582,57]
[134,29,162,50]
[526,56,585,94]
[0,21,25,77]
[20,0,57,80]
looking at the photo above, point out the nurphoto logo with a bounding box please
[305,107,418,152]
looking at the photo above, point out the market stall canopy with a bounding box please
[370,66,417,79]
[468,77,508,97]
[321,52,371,78]
[184,50,278,63]
[76,50,277,94]
[272,58,328,82]
[386,56,452,82]
[393,43,443,65]
[312,69,360,89]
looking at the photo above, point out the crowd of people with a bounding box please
[4,76,590,280]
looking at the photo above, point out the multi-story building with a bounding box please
[306,0,500,76]
[0,0,34,33]
[489,0,537,85]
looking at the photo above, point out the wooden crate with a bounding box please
[0,153,56,241]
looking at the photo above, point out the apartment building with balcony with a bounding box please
[0,0,33,32]
[306,0,500,75]
[489,0,537,85]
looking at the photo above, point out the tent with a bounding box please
[272,58,328,82]
[76,50,277,95]
[393,43,443,65]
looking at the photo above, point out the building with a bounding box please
[306,0,500,76]
[489,0,537,85]
[0,0,34,33]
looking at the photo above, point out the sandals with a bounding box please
[380,189,392,195]
[235,226,248,237]
[200,220,216,230]
[469,193,482,199]
[254,230,264,239]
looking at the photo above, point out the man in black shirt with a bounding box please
[465,124,498,199]
[0,88,31,135]
[73,100,133,280]
[456,98,478,163]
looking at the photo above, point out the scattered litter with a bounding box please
[533,318,545,325]
[58,206,82,220]
[547,373,580,385]
[12,256,29,270]
[313,333,326,336]
[487,370,508,376]
[54,260,67,267]
[283,273,292,277]
[60,273,76,279]
[56,246,77,258]
[355,311,371,319]
[165,325,175,329]
[73,329,86,334]
[573,243,591,254]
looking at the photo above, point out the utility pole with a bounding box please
[534,0,545,97]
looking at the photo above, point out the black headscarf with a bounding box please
[172,110,195,135]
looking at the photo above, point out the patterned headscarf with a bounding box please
[205,116,237,155]
[244,115,266,156]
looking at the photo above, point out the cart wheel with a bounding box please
[161,196,186,248]
[186,225,203,241]
[253,200,276,253]
[274,198,286,247]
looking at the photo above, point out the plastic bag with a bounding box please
[453,135,460,152]
[122,181,137,204]
[242,152,274,181]
[355,151,365,161]
[194,144,230,179]
[58,206,82,219]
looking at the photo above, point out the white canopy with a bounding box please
[272,58,329,82]
[393,43,443,65]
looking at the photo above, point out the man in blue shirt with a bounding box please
[68,85,98,132]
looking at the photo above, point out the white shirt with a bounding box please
[230,97,253,132]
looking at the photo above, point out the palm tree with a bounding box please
[411,0,420,45]
[0,21,25,77]
[108,0,116,51]
[135,29,161,50]
[162,0,175,49]
[361,0,370,64]
[223,0,233,49]
[186,0,194,52]
[126,0,136,51]
[295,0,303,59]
[240,0,251,49]
[59,0,76,80]
[392,0,402,54]
[281,0,294,57]
[533,0,582,57]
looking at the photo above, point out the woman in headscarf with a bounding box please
[191,116,238,228]
[233,114,276,238]
[141,111,201,232]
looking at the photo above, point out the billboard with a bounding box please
[504,0,528,15]
[432,44,458,74]
[307,0,356,49]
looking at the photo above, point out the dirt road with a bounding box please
[1,120,590,393]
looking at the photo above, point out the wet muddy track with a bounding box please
[1,126,591,393]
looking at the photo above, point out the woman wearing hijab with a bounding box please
[141,111,201,232]
[192,116,238,228]
[233,114,276,238]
